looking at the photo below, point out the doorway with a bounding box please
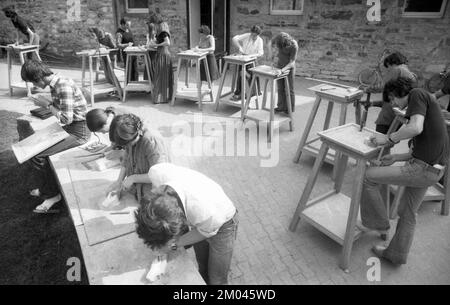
[188,0,230,54]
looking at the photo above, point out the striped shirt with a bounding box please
[49,74,88,125]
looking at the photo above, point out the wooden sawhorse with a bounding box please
[215,54,259,119]
[1,44,41,97]
[293,84,364,176]
[76,49,123,106]
[242,65,293,142]
[289,123,382,271]
[171,50,213,110]
[123,47,152,102]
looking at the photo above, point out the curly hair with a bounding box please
[198,25,211,36]
[250,25,262,36]
[271,32,296,50]
[384,77,414,98]
[21,59,54,83]
[135,187,188,250]
[113,113,143,146]
[383,51,408,68]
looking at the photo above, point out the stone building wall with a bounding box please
[0,0,188,60]
[230,0,450,81]
[0,0,116,56]
[1,0,449,82]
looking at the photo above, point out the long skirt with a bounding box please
[200,53,220,82]
[152,49,173,104]
[144,50,157,82]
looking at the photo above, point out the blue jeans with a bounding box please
[193,212,238,285]
[361,159,444,264]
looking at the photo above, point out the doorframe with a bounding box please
[186,0,230,52]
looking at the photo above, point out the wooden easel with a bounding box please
[76,49,123,106]
[122,47,152,102]
[214,54,259,119]
[171,50,214,110]
[1,44,41,97]
[242,65,294,142]
[289,123,382,271]
[293,84,364,177]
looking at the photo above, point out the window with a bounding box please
[270,0,304,16]
[126,0,148,13]
[402,0,448,18]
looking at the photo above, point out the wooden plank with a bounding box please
[301,193,363,245]
[223,55,257,64]
[318,123,382,157]
[176,89,212,101]
[124,83,152,91]
[249,65,285,77]
[390,184,445,201]
[12,122,69,164]
[308,84,363,103]
[177,50,209,58]
[290,143,330,231]
[302,137,336,165]
[243,109,292,126]
[293,96,322,163]
[340,159,366,271]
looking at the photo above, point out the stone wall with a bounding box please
[0,0,188,60]
[0,0,116,56]
[2,0,449,81]
[230,0,450,81]
[148,0,189,54]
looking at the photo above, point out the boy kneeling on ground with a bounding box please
[134,163,238,285]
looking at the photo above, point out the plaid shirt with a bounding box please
[49,74,88,125]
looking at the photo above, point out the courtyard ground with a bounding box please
[0,61,449,285]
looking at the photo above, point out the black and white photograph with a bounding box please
[0,0,449,292]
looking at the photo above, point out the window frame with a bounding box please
[125,0,149,14]
[269,0,304,16]
[401,0,448,18]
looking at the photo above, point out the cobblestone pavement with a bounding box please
[1,62,449,285]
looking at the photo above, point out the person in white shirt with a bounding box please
[231,26,264,101]
[135,163,238,285]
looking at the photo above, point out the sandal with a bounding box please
[33,201,60,214]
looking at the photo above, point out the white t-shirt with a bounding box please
[148,163,236,238]
[234,33,264,58]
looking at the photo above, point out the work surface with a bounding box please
[49,145,205,285]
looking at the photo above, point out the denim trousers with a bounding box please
[30,121,90,199]
[361,159,444,264]
[276,68,295,112]
[193,212,239,285]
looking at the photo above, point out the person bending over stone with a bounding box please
[135,162,238,285]
[105,114,170,203]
